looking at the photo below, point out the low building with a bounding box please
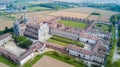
[66,45,105,64]
[0,33,12,45]
[79,30,99,44]
[0,36,46,65]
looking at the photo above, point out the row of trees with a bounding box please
[0,27,13,35]
[105,14,120,67]
[110,14,120,25]
[13,36,33,49]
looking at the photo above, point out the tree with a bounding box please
[110,14,120,25]
[13,36,33,49]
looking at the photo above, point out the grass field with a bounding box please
[58,20,88,29]
[27,6,51,11]
[47,35,84,47]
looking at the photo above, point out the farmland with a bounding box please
[32,56,74,67]
[58,7,119,22]
[58,20,88,29]
[47,11,89,19]
[0,15,14,30]
[0,7,119,30]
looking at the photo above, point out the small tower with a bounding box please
[14,20,20,36]
[22,13,29,24]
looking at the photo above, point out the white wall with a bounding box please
[20,53,34,65]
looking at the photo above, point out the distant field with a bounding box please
[60,7,119,22]
[27,6,51,11]
[47,11,89,19]
[64,7,97,14]
[47,35,84,47]
[0,15,14,30]
[11,11,55,21]
[58,20,88,29]
[88,15,100,20]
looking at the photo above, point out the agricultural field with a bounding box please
[47,11,89,19]
[32,56,74,67]
[59,7,119,22]
[11,11,55,21]
[64,7,97,14]
[47,35,84,47]
[0,15,14,30]
[88,15,100,20]
[0,7,118,31]
[58,20,88,29]
[27,6,51,11]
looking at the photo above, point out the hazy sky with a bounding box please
[55,0,120,3]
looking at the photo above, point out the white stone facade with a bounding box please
[79,37,96,44]
[38,23,49,41]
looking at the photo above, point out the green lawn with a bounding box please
[47,35,84,47]
[27,6,51,11]
[58,20,88,29]
[0,56,19,67]
[94,23,110,32]
[23,51,86,67]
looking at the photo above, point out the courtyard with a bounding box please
[47,35,84,47]
[1,40,26,57]
[58,20,88,29]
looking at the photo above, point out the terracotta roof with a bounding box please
[29,41,44,50]
[67,45,92,55]
[0,33,11,41]
[67,45,105,58]
[80,30,99,40]
[18,48,33,61]
[93,40,108,52]
[26,23,39,30]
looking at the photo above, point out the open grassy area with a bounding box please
[0,56,19,67]
[24,51,86,67]
[47,35,84,47]
[27,6,51,11]
[58,20,88,29]
[94,23,111,32]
